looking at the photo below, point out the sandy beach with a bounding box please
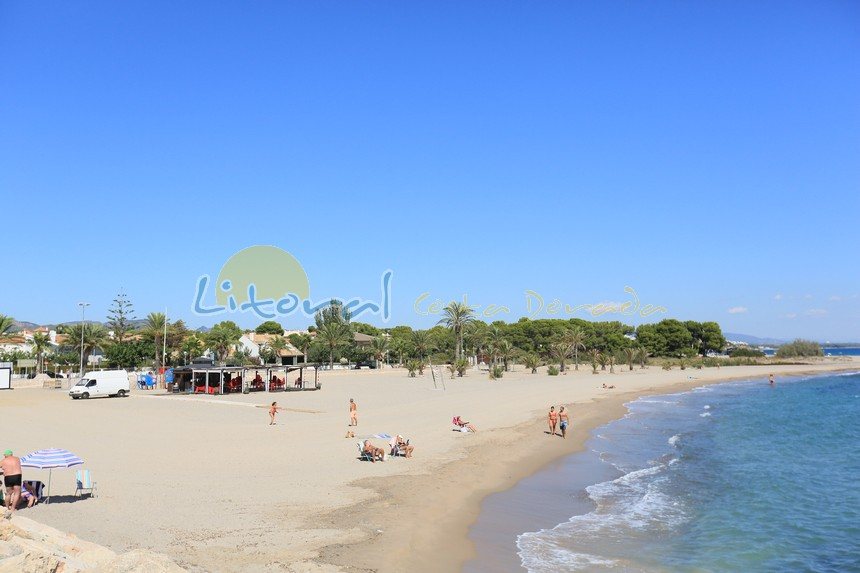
[1,358,856,572]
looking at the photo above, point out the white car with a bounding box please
[69,370,130,399]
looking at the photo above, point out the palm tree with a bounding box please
[438,301,476,361]
[623,348,636,371]
[589,348,601,374]
[181,334,204,363]
[410,330,433,362]
[263,335,287,364]
[31,331,51,373]
[370,336,389,367]
[498,339,516,371]
[288,333,313,358]
[523,353,540,374]
[484,326,507,369]
[314,301,353,369]
[390,338,409,366]
[0,314,14,338]
[143,312,167,369]
[636,346,648,369]
[465,322,489,365]
[65,323,109,369]
[549,341,571,372]
[562,327,587,370]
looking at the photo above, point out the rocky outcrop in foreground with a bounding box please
[0,516,185,573]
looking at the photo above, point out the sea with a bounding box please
[762,347,860,357]
[465,372,860,572]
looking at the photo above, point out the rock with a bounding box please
[94,550,186,573]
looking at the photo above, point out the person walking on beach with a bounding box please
[559,406,570,439]
[349,399,358,427]
[2,450,22,517]
[269,402,285,425]
[548,406,558,436]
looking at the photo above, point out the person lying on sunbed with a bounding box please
[453,416,477,432]
[363,440,385,462]
[391,435,414,458]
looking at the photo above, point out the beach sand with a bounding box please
[1,358,855,572]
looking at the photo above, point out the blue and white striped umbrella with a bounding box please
[21,448,84,469]
[20,448,84,503]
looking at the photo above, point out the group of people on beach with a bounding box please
[547,406,570,439]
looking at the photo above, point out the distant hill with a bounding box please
[723,332,790,346]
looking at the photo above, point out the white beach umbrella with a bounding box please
[20,448,84,503]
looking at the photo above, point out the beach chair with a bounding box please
[75,470,96,498]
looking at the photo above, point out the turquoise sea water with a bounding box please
[499,373,860,572]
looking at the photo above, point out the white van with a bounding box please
[69,370,130,399]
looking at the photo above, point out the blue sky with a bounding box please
[1,1,858,341]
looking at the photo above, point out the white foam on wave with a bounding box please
[703,404,711,410]
[668,434,681,447]
[517,457,688,570]
[700,412,711,417]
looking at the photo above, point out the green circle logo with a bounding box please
[214,245,310,307]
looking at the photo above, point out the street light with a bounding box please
[77,302,90,379]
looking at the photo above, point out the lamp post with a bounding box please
[77,302,90,379]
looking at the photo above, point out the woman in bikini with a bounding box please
[548,406,558,436]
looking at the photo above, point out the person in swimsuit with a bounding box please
[269,402,285,425]
[349,399,358,427]
[769,374,775,385]
[548,406,558,436]
[1,450,22,516]
[393,435,414,458]
[363,440,385,462]
[559,406,570,439]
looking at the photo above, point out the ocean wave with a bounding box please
[517,458,688,571]
[668,434,681,447]
[700,412,711,417]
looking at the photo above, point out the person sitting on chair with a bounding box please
[453,416,477,432]
[392,435,414,458]
[363,440,385,462]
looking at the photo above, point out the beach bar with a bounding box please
[170,363,321,394]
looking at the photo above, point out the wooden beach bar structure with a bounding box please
[171,363,321,395]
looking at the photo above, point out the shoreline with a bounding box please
[312,362,859,573]
[2,360,856,572]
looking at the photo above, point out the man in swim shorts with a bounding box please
[1,450,22,516]
[559,406,570,439]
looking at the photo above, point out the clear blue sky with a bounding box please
[1,1,858,341]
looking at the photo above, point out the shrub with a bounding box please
[455,358,469,377]
[775,339,824,358]
[728,347,766,358]
[662,362,673,371]
[489,365,505,380]
[547,365,560,376]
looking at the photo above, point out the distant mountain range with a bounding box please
[723,332,790,346]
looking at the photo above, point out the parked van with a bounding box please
[69,370,130,399]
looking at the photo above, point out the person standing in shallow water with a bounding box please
[349,398,358,426]
[769,374,775,386]
[548,406,558,436]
